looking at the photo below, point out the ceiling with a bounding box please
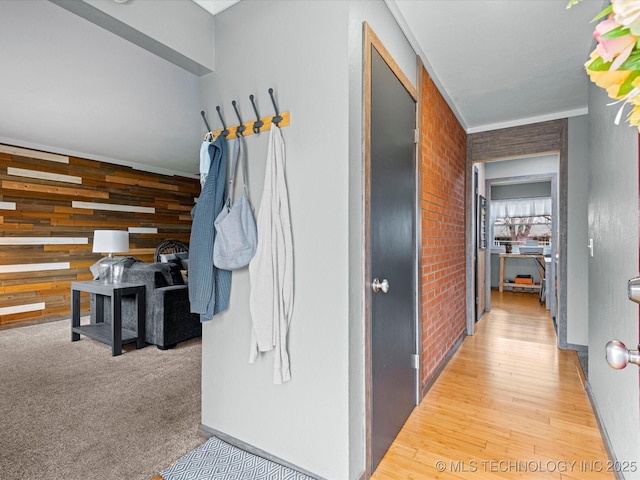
[195,0,605,133]
[389,0,606,132]
[7,0,606,177]
[192,0,240,16]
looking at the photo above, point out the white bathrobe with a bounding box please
[248,124,294,384]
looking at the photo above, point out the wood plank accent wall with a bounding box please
[0,144,200,326]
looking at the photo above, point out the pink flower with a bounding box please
[594,18,636,70]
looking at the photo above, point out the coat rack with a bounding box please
[201,88,290,140]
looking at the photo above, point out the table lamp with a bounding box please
[92,230,129,283]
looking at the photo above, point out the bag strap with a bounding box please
[225,135,240,208]
[226,135,249,208]
[238,135,249,197]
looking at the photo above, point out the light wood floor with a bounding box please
[372,291,614,480]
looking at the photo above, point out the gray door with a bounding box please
[370,47,417,471]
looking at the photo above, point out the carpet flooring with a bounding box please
[0,319,204,480]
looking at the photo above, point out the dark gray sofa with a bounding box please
[90,258,200,349]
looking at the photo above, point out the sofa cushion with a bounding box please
[89,258,198,347]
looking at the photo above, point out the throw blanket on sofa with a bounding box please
[189,134,232,321]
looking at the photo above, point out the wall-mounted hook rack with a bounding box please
[200,110,211,133]
[231,100,246,136]
[206,88,290,140]
[216,106,230,137]
[249,95,264,134]
[269,88,283,126]
[208,112,290,140]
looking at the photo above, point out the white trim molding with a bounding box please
[466,108,589,134]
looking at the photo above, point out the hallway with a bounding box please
[372,291,614,479]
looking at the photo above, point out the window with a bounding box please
[493,215,551,246]
[491,197,552,247]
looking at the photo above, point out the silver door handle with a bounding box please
[372,278,389,294]
[606,340,640,369]
[629,276,640,304]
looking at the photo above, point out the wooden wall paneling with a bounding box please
[1,180,110,199]
[467,120,563,162]
[0,144,199,326]
[0,145,69,163]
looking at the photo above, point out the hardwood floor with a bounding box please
[372,291,614,479]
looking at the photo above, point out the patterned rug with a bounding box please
[161,436,314,480]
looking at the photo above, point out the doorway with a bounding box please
[364,24,418,474]
[466,119,569,349]
[483,167,558,320]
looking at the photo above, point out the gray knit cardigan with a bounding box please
[188,135,232,321]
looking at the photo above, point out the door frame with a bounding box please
[483,171,559,316]
[363,22,419,477]
[465,119,569,349]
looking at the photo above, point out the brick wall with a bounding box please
[420,65,467,388]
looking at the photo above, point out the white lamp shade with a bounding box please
[92,230,129,254]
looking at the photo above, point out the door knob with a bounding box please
[372,278,389,294]
[628,276,640,304]
[605,340,640,369]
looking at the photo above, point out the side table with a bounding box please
[71,281,146,356]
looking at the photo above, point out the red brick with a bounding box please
[420,65,467,388]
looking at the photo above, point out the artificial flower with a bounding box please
[612,0,640,35]
[623,76,640,126]
[593,18,636,69]
[585,64,633,98]
[626,103,640,125]
[585,51,634,97]
[575,0,640,129]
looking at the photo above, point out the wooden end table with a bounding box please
[71,281,146,356]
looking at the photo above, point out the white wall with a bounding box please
[199,1,415,478]
[485,154,559,179]
[84,0,215,72]
[567,115,589,346]
[587,83,640,469]
[0,0,201,177]
[200,3,351,478]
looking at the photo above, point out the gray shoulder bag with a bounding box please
[213,135,258,270]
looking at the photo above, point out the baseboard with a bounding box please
[421,330,466,399]
[585,382,625,480]
[564,343,588,386]
[564,342,587,352]
[200,424,327,480]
